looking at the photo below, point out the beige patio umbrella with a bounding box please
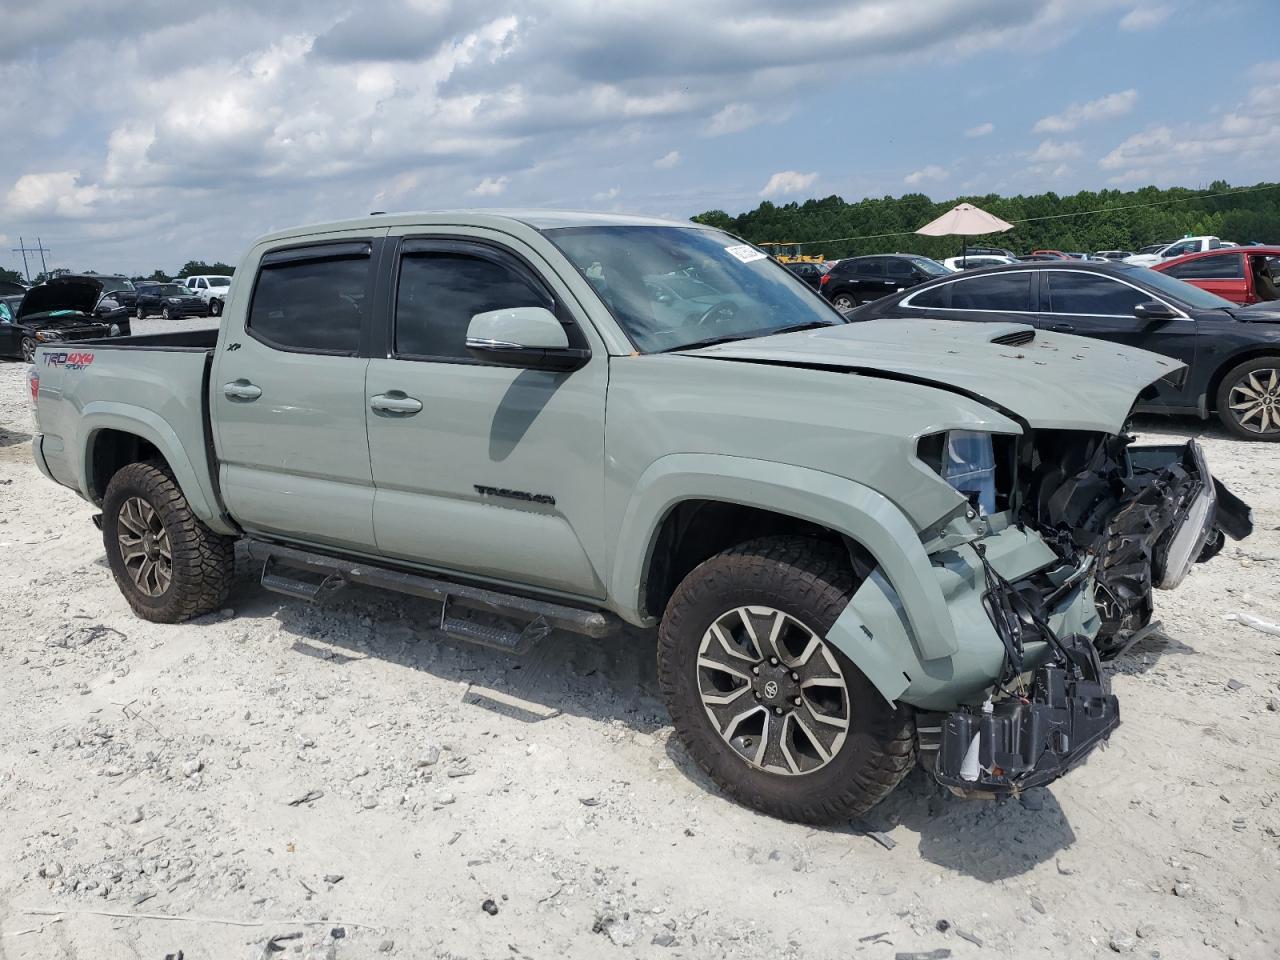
[916,202,1014,265]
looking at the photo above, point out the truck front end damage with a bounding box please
[833,427,1251,800]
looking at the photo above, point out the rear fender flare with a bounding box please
[610,455,960,694]
[78,403,234,535]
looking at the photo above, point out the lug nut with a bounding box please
[793,696,802,706]
[790,672,799,681]
[769,656,779,666]
[751,666,760,675]
[773,706,783,715]
[754,691,762,700]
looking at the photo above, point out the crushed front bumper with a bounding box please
[930,641,1119,796]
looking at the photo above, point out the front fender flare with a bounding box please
[610,454,959,669]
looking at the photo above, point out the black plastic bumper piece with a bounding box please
[934,664,1120,795]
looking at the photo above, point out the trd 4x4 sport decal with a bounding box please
[43,351,95,370]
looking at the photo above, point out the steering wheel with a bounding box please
[695,300,738,327]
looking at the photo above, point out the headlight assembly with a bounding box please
[35,330,63,342]
[917,430,1005,515]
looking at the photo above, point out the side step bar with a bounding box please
[246,539,619,640]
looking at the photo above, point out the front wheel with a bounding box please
[135,306,146,320]
[161,307,171,321]
[210,299,222,317]
[1216,357,1280,440]
[102,460,235,622]
[657,536,914,823]
[21,336,36,362]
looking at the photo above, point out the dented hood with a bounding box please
[684,317,1182,434]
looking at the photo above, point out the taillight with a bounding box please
[28,367,39,405]
[819,274,830,286]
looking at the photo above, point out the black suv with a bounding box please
[85,274,138,314]
[821,254,950,310]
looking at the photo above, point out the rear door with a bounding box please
[1162,252,1248,303]
[212,233,385,551]
[902,270,1036,324]
[1037,268,1197,409]
[364,231,609,598]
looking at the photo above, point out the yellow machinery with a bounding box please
[759,242,825,264]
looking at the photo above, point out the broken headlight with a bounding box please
[917,431,1000,515]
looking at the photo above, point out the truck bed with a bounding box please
[32,332,231,534]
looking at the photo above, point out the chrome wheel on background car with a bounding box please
[210,300,222,316]
[831,293,856,310]
[697,606,850,775]
[116,496,173,597]
[1217,357,1280,441]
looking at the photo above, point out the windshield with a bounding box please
[158,284,188,296]
[1136,265,1237,310]
[909,256,950,276]
[208,277,231,287]
[546,226,844,352]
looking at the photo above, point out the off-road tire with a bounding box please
[658,536,914,823]
[102,460,234,623]
[21,336,36,362]
[1215,356,1280,440]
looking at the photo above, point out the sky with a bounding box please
[1,0,1278,277]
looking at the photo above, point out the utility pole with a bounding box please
[10,237,52,283]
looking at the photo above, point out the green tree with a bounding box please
[176,260,235,278]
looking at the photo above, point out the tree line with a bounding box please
[692,180,1280,260]
[0,260,235,287]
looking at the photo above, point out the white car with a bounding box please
[1125,236,1224,268]
[182,275,233,316]
[941,254,1018,272]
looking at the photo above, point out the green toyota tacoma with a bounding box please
[29,212,1251,822]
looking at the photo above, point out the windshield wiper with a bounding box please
[771,320,842,335]
[662,333,759,353]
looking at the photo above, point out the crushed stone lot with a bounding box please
[1,321,1278,959]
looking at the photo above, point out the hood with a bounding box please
[17,276,102,320]
[1232,301,1280,322]
[684,317,1182,434]
[0,280,27,297]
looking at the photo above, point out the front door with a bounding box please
[212,233,385,552]
[364,234,609,598]
[1162,252,1248,304]
[1036,268,1198,410]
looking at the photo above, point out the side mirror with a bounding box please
[1134,301,1178,323]
[465,306,589,372]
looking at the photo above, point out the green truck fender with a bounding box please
[609,454,963,675]
[77,402,236,536]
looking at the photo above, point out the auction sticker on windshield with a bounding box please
[724,244,768,264]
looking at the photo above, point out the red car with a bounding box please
[1030,249,1072,259]
[1152,246,1280,305]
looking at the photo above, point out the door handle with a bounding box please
[1049,322,1075,333]
[223,379,261,400]
[370,392,423,415]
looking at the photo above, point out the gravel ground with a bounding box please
[1,320,1279,959]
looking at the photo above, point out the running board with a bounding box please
[246,540,619,640]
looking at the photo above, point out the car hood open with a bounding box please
[683,317,1182,434]
[17,276,103,320]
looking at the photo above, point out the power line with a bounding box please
[789,182,1280,248]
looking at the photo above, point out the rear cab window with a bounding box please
[1043,271,1146,315]
[246,241,374,354]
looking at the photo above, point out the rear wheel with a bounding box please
[830,291,858,311]
[21,336,36,362]
[102,460,234,623]
[1216,357,1280,440]
[658,536,914,823]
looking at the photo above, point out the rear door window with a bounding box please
[1043,271,1147,315]
[247,243,373,354]
[1165,254,1244,280]
[947,272,1033,311]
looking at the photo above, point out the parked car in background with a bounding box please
[135,282,209,320]
[0,275,123,361]
[847,260,1280,439]
[1017,253,1067,262]
[942,255,1018,271]
[183,275,233,316]
[1152,246,1280,305]
[1125,236,1223,267]
[1095,250,1136,261]
[783,260,831,289]
[959,245,1017,259]
[820,254,949,309]
[85,274,139,315]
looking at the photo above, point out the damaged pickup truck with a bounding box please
[29,212,1251,822]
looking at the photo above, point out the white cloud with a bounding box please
[1034,89,1138,133]
[1026,139,1083,163]
[593,186,621,201]
[1119,4,1172,30]
[706,103,764,136]
[760,171,817,197]
[1099,75,1280,183]
[904,164,949,186]
[5,171,101,218]
[654,150,681,169]
[965,122,995,138]
[470,176,509,197]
